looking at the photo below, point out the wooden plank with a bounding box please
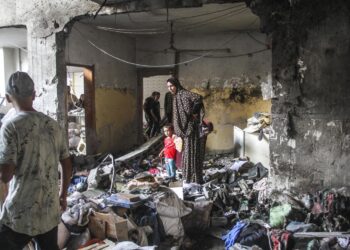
[115,135,162,162]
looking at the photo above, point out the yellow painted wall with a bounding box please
[95,88,137,154]
[192,88,271,152]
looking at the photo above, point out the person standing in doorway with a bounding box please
[143,91,161,138]
[0,72,72,249]
[66,85,78,111]
[166,77,205,184]
[76,94,85,109]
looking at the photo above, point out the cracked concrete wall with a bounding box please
[247,0,350,192]
[66,22,138,154]
[137,32,272,152]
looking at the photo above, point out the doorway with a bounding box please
[137,68,174,142]
[66,65,95,155]
[142,75,171,123]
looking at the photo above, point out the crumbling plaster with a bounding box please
[247,0,350,192]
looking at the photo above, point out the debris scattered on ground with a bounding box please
[59,119,350,249]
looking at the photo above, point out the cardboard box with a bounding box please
[89,211,128,241]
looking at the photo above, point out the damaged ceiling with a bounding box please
[0,2,259,47]
[80,2,259,35]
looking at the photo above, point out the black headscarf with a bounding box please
[167,77,183,91]
[167,78,204,138]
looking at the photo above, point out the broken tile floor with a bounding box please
[52,134,350,250]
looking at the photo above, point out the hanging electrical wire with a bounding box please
[93,0,108,19]
[95,26,165,31]
[246,32,267,46]
[177,6,249,30]
[6,16,264,69]
[120,3,245,24]
[92,4,248,35]
[96,26,169,35]
[177,7,248,32]
[163,3,246,22]
[134,19,268,59]
[185,48,269,58]
[72,25,245,68]
[94,7,248,35]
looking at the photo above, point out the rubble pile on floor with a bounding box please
[60,147,350,249]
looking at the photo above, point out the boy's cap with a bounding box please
[6,71,34,98]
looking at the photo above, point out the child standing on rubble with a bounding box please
[159,124,177,181]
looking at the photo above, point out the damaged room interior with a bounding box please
[0,0,349,249]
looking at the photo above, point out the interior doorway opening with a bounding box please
[66,65,95,155]
[142,74,172,139]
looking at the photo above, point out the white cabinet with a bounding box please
[233,126,270,169]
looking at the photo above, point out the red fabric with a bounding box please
[271,230,292,250]
[271,234,280,250]
[149,168,159,175]
[326,193,335,213]
[164,136,176,159]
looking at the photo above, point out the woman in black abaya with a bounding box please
[166,77,205,184]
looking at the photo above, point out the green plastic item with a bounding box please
[269,204,292,228]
